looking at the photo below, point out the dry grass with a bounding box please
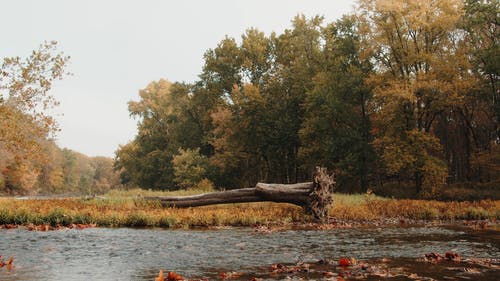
[0,191,498,228]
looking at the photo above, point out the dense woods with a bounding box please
[115,0,499,198]
[1,0,498,198]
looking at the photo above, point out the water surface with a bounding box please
[0,225,498,280]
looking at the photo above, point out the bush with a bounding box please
[172,148,208,189]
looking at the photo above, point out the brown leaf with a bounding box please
[167,271,184,281]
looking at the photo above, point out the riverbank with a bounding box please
[0,190,498,229]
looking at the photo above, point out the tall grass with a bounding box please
[0,191,498,229]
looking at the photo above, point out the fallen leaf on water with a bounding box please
[167,271,184,281]
[424,252,443,263]
[445,252,461,262]
[6,257,14,265]
[155,269,164,281]
[0,256,14,269]
[339,257,351,267]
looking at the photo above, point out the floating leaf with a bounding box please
[445,252,461,262]
[339,257,351,267]
[155,269,164,281]
[166,271,184,281]
[6,257,14,265]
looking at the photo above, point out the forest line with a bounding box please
[1,0,498,199]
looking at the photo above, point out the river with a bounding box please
[0,225,498,280]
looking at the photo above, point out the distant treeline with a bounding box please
[115,0,499,197]
[1,142,119,195]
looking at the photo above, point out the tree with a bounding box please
[0,41,70,193]
[0,41,70,157]
[462,0,499,141]
[37,141,64,193]
[453,0,500,183]
[357,0,466,193]
[267,15,325,183]
[300,15,374,192]
[115,80,203,190]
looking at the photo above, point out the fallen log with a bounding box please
[145,167,336,221]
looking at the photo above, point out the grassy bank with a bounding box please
[0,190,498,229]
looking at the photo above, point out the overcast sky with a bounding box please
[1,0,355,157]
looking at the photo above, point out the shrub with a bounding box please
[172,148,208,189]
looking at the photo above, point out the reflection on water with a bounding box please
[0,225,498,280]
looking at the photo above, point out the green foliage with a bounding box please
[114,80,202,190]
[113,6,498,198]
[172,148,208,189]
[299,15,374,192]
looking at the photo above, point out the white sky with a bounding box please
[1,0,355,157]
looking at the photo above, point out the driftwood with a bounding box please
[145,167,336,221]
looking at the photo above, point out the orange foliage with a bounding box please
[166,271,184,281]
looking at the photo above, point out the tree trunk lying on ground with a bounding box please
[145,167,336,221]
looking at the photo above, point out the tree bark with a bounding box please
[145,167,336,221]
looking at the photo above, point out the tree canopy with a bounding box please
[117,0,499,198]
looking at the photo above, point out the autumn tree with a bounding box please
[0,41,70,193]
[0,41,69,155]
[358,0,468,193]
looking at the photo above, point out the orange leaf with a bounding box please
[167,271,184,281]
[155,269,164,281]
[339,257,351,267]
